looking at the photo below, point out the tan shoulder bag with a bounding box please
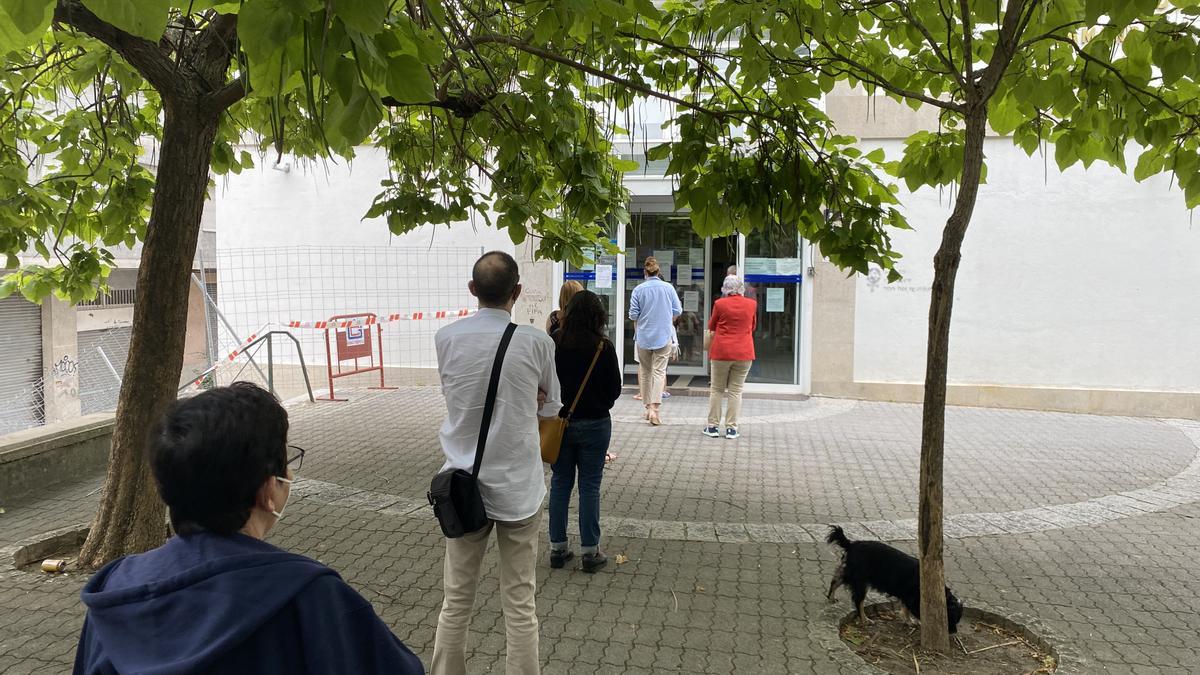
[539,340,606,464]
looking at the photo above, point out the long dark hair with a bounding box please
[558,290,607,350]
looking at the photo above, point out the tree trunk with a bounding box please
[77,102,220,568]
[918,110,988,651]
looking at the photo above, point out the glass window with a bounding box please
[742,224,801,385]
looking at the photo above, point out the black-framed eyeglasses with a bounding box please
[286,445,305,473]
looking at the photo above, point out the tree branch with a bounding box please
[806,37,965,112]
[974,0,1035,103]
[894,0,967,89]
[52,0,180,98]
[957,0,973,86]
[209,79,246,112]
[465,34,758,121]
[1046,34,1199,119]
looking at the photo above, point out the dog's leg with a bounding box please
[900,605,919,625]
[852,587,872,627]
[857,603,872,627]
[826,576,842,602]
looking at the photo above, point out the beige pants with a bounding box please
[708,360,752,428]
[637,344,672,406]
[432,513,541,675]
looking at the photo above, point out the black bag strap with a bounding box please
[472,323,518,477]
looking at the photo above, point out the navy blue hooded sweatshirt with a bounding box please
[74,532,424,675]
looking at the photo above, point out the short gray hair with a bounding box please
[722,275,745,296]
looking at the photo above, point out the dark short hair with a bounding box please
[472,251,520,306]
[558,290,607,350]
[149,382,289,535]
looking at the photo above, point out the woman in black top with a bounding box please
[548,290,623,573]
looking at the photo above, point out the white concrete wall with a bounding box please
[214,146,513,251]
[210,146,518,374]
[853,140,1200,393]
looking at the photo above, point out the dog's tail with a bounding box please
[826,525,852,549]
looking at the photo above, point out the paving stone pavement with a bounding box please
[2,387,1199,673]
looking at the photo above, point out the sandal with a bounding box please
[648,410,661,426]
[605,453,617,463]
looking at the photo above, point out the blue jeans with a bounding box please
[548,417,611,553]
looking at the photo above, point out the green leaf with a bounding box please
[335,0,387,34]
[80,0,172,41]
[385,54,436,102]
[1133,149,1163,182]
[5,0,53,32]
[987,95,1023,136]
[645,142,672,161]
[0,0,54,51]
[328,84,382,145]
[239,0,300,64]
[612,158,640,172]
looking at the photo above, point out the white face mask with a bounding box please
[270,476,293,520]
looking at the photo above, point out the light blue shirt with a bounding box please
[628,276,682,350]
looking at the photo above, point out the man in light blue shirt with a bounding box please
[628,256,682,425]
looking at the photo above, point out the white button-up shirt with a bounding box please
[435,308,562,522]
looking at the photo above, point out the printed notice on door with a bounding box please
[678,264,693,285]
[766,288,786,313]
[595,264,613,289]
[683,291,700,312]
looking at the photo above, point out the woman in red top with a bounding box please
[705,275,757,439]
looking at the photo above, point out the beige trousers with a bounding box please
[708,360,752,428]
[431,513,541,675]
[637,344,672,406]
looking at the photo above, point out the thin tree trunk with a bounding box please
[918,110,988,651]
[77,103,220,568]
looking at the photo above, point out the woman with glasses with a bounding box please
[74,383,423,674]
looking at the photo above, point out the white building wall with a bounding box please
[211,146,515,373]
[853,139,1200,393]
[214,146,512,251]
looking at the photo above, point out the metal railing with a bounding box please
[181,330,316,402]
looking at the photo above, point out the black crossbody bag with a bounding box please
[428,323,517,538]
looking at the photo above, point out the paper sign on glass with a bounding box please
[690,247,704,264]
[652,250,674,268]
[595,264,613,289]
[775,257,803,276]
[677,264,693,286]
[625,248,636,266]
[745,257,774,275]
[766,288,786,313]
[684,290,700,312]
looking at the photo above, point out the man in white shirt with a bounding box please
[431,251,561,675]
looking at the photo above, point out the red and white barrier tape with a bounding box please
[188,309,478,388]
[286,308,476,329]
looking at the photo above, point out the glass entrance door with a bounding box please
[624,213,708,374]
[564,240,621,349]
[743,224,802,384]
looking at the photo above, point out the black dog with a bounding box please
[825,526,963,633]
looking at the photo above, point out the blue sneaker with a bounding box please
[662,390,672,400]
[703,426,720,438]
[725,427,740,439]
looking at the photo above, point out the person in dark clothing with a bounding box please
[548,291,623,573]
[74,383,424,675]
[545,279,583,339]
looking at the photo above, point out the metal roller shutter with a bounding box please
[0,295,43,434]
